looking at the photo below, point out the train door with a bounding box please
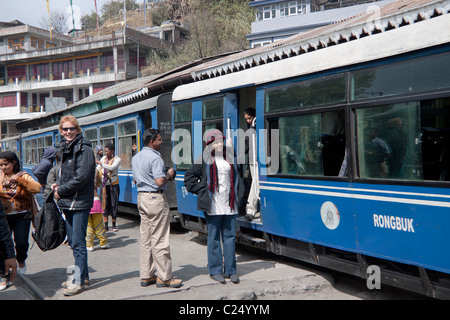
[173,93,238,231]
[156,93,178,211]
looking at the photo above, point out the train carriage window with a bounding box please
[84,128,98,148]
[117,120,137,169]
[351,51,450,100]
[173,103,193,171]
[44,136,53,148]
[31,139,37,164]
[174,102,191,122]
[270,110,345,177]
[203,98,223,119]
[265,74,346,112]
[37,137,44,162]
[202,98,224,147]
[24,140,31,164]
[356,102,422,180]
[99,124,115,149]
[356,97,450,181]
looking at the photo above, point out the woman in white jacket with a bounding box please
[96,143,121,231]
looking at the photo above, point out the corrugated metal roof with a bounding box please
[190,0,449,81]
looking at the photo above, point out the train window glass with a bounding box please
[421,97,450,181]
[351,51,450,101]
[117,120,137,169]
[356,102,422,180]
[174,103,191,123]
[202,98,223,120]
[37,137,44,162]
[24,140,31,164]
[118,120,136,136]
[174,103,193,170]
[84,128,98,147]
[99,124,115,147]
[272,110,345,176]
[44,136,53,147]
[31,139,37,164]
[265,74,346,112]
[173,124,193,171]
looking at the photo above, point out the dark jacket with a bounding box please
[57,134,95,210]
[0,201,15,260]
[32,146,58,187]
[184,153,246,214]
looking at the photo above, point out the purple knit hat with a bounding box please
[205,129,225,146]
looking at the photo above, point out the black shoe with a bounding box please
[230,274,240,284]
[210,274,226,284]
[224,274,240,284]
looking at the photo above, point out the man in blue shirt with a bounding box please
[132,128,182,288]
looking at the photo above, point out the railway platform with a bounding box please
[0,213,364,301]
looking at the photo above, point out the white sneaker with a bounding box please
[0,277,10,291]
[18,262,27,275]
[100,243,110,249]
[63,283,85,296]
[87,247,94,252]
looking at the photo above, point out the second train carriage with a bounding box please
[4,93,178,219]
[171,1,450,298]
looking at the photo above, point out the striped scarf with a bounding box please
[208,149,236,210]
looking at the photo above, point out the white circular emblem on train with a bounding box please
[320,201,340,230]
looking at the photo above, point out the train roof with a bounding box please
[172,0,450,101]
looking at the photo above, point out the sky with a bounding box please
[0,0,146,29]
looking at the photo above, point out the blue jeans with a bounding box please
[63,209,90,285]
[205,214,237,276]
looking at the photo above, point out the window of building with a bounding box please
[257,5,276,20]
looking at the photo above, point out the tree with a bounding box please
[101,0,138,21]
[143,0,254,75]
[81,11,102,31]
[39,11,70,34]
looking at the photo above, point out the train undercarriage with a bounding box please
[178,212,450,299]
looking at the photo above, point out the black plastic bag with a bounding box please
[32,192,66,251]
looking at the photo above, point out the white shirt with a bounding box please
[210,156,237,215]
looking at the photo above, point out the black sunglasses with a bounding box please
[62,127,77,132]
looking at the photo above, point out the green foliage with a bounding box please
[144,0,254,75]
[101,0,138,21]
[81,11,102,31]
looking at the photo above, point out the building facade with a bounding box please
[248,0,395,47]
[0,20,169,139]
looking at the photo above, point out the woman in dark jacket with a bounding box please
[0,201,17,291]
[51,115,95,297]
[184,129,245,284]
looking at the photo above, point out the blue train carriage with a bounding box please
[20,126,60,175]
[172,1,450,298]
[77,92,178,220]
[0,135,21,159]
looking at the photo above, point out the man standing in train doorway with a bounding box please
[132,128,182,288]
[243,108,260,221]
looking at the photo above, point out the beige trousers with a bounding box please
[137,193,172,281]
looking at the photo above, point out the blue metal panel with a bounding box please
[174,173,204,218]
[258,177,450,274]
